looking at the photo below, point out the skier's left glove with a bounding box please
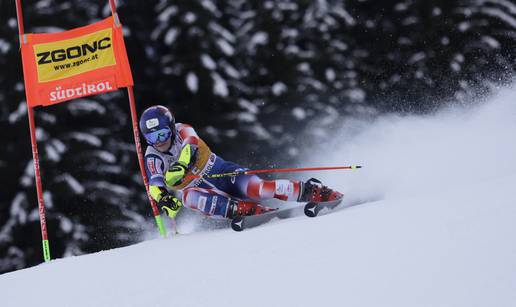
[159,193,183,219]
[165,144,192,186]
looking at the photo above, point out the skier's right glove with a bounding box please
[159,193,183,219]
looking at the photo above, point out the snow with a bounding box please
[201,54,217,70]
[183,12,197,24]
[271,82,287,96]
[15,82,24,91]
[92,150,117,163]
[325,68,336,81]
[1,87,516,306]
[451,62,461,72]
[59,217,73,234]
[278,1,298,11]
[8,102,27,124]
[238,99,258,114]
[292,107,306,120]
[8,18,17,29]
[215,38,235,56]
[158,6,178,23]
[67,132,102,147]
[56,174,85,195]
[408,52,426,64]
[451,54,465,72]
[35,0,52,9]
[481,35,501,49]
[0,39,11,54]
[475,0,516,14]
[395,2,409,11]
[454,53,465,63]
[31,26,65,34]
[9,194,27,224]
[281,28,299,39]
[249,123,272,140]
[345,88,366,103]
[222,63,240,79]
[20,162,34,187]
[39,112,57,124]
[43,191,54,209]
[402,16,419,26]
[233,111,254,123]
[331,41,348,51]
[0,247,24,272]
[51,139,67,155]
[249,32,268,48]
[45,144,61,162]
[164,28,179,46]
[186,72,199,93]
[480,7,516,28]
[201,0,220,16]
[297,62,311,73]
[211,72,229,97]
[208,22,235,43]
[91,181,130,196]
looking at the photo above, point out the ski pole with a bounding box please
[185,165,362,181]
[170,217,180,236]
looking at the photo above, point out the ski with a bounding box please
[230,196,346,231]
[230,206,301,232]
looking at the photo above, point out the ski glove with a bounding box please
[159,194,183,219]
[165,144,192,186]
[149,185,167,202]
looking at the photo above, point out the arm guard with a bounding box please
[149,185,166,202]
[165,144,192,187]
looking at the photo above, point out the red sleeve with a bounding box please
[177,123,199,146]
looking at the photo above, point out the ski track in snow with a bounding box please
[1,86,516,307]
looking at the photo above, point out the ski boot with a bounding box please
[298,178,343,203]
[228,200,277,231]
[299,178,343,217]
[227,199,273,219]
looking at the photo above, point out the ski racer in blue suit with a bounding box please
[139,105,341,220]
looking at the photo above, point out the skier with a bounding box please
[139,105,341,220]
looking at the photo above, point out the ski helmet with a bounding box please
[139,105,176,146]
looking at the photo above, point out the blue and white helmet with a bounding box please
[139,105,176,146]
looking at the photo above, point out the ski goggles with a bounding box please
[144,128,172,145]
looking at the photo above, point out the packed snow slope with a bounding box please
[1,87,516,307]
